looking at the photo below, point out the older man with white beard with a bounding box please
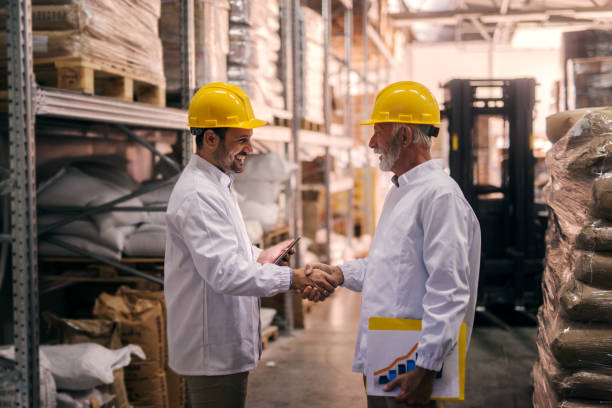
[302,81,481,407]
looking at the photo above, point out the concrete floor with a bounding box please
[247,290,537,408]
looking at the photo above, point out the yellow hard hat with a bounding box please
[360,81,441,126]
[187,82,267,129]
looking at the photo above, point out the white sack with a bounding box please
[124,224,166,257]
[38,235,122,260]
[40,343,145,391]
[234,152,296,182]
[138,181,175,204]
[260,307,276,329]
[0,346,57,408]
[38,216,135,251]
[233,178,281,204]
[238,200,279,231]
[245,219,263,243]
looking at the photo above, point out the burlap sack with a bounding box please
[593,175,612,221]
[546,107,612,144]
[575,251,612,288]
[124,370,169,408]
[115,286,186,408]
[576,222,612,251]
[561,280,612,322]
[551,327,612,370]
[43,313,130,408]
[93,292,166,369]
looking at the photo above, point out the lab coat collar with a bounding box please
[190,154,233,189]
[395,159,443,187]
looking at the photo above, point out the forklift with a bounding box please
[443,79,547,325]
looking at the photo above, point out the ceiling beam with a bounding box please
[365,24,395,64]
[469,16,492,41]
[390,6,612,26]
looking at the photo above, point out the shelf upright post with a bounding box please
[180,0,196,167]
[323,0,332,264]
[362,0,374,237]
[285,0,303,334]
[345,5,354,245]
[7,0,40,406]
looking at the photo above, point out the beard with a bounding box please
[213,142,246,173]
[375,130,402,172]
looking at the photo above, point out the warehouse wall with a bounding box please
[406,43,561,137]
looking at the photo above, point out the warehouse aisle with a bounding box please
[247,290,537,408]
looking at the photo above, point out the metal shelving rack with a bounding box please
[4,0,198,405]
[4,0,372,404]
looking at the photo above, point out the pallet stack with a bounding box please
[0,0,165,106]
[532,110,612,407]
[227,0,285,116]
[160,0,229,98]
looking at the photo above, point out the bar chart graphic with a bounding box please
[373,343,418,385]
[367,317,466,400]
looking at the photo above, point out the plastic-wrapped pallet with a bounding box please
[160,0,229,94]
[228,0,285,115]
[0,0,164,86]
[533,110,612,407]
[299,6,324,125]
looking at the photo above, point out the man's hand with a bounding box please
[291,265,339,296]
[299,263,344,302]
[257,239,296,266]
[382,366,436,404]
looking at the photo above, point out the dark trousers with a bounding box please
[185,371,249,408]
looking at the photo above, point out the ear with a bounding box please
[400,125,413,147]
[203,129,221,149]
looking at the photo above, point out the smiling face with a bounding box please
[212,127,254,173]
[369,123,403,172]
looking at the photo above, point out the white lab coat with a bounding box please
[341,159,481,373]
[164,154,291,375]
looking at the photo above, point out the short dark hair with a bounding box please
[191,127,228,150]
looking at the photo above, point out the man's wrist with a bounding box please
[334,265,345,285]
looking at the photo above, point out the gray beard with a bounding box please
[378,131,402,172]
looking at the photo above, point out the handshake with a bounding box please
[290,263,344,302]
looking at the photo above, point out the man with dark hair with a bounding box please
[164,83,338,408]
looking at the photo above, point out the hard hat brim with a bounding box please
[359,119,441,126]
[237,119,268,129]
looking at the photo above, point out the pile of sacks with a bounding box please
[233,152,296,233]
[0,327,144,408]
[228,0,285,114]
[160,0,229,94]
[93,287,186,408]
[532,109,612,407]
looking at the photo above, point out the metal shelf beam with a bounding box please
[35,87,189,130]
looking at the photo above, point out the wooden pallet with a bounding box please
[33,57,165,106]
[300,117,324,132]
[261,325,279,350]
[263,226,290,248]
[273,115,292,128]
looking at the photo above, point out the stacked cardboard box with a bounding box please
[532,110,612,407]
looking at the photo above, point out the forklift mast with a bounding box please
[443,78,545,311]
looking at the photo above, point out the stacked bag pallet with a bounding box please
[159,0,229,96]
[299,6,324,126]
[228,0,285,117]
[0,0,165,105]
[93,287,186,408]
[533,108,612,407]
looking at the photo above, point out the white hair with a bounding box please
[391,123,432,149]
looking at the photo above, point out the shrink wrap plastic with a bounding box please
[227,0,284,111]
[534,110,612,406]
[0,0,164,83]
[160,0,229,93]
